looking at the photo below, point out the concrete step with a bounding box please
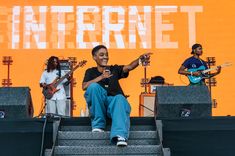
[53,155,160,156]
[59,139,158,146]
[44,117,166,156]
[61,125,156,131]
[58,131,157,140]
[53,145,162,155]
[45,148,160,156]
[60,117,156,127]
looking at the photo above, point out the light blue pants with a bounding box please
[84,83,131,142]
[46,99,66,116]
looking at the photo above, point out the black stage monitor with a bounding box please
[0,87,33,119]
[155,85,212,118]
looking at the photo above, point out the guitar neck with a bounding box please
[202,67,218,74]
[202,63,230,74]
[54,65,79,87]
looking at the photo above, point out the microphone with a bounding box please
[104,66,111,75]
[104,66,111,88]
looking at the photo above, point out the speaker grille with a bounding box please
[0,87,33,118]
[155,86,212,118]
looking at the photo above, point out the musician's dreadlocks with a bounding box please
[46,56,61,77]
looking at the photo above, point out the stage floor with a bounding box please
[0,117,235,156]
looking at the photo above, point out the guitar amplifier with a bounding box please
[148,83,174,93]
[139,93,155,117]
[59,60,72,98]
[59,60,73,116]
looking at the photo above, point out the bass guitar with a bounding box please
[188,62,232,84]
[42,60,87,99]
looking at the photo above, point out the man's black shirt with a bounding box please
[83,65,129,96]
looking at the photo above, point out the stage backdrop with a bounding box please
[0,0,234,117]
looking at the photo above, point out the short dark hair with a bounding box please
[191,43,202,54]
[92,45,107,56]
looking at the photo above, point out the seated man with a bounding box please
[82,45,151,146]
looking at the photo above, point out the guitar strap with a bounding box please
[199,59,205,67]
[58,69,61,78]
[199,59,208,74]
[198,58,210,79]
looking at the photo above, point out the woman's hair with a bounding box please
[91,45,107,56]
[46,56,61,73]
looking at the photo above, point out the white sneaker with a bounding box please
[92,128,104,132]
[116,136,127,146]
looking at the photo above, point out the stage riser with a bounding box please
[0,119,53,156]
[1,117,235,156]
[162,117,235,156]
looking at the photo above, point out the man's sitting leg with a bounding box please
[84,83,108,132]
[107,94,131,146]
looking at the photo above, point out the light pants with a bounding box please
[84,83,131,142]
[46,99,66,116]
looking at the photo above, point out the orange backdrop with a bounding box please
[0,0,235,116]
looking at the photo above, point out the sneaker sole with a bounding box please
[117,142,127,146]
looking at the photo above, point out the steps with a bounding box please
[45,117,167,156]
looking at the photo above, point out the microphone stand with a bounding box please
[144,65,148,93]
[140,54,151,93]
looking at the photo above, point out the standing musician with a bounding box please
[39,56,70,116]
[178,43,221,85]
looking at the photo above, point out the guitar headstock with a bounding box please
[221,62,232,67]
[77,60,87,68]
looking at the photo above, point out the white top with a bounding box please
[39,69,67,100]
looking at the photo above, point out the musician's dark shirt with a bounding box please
[182,56,208,69]
[83,65,129,96]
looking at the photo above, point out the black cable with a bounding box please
[140,104,154,112]
[36,104,47,118]
[40,116,48,156]
[35,98,47,118]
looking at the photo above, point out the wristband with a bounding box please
[190,71,193,76]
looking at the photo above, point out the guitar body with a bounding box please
[187,66,206,84]
[41,60,87,99]
[42,84,60,99]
